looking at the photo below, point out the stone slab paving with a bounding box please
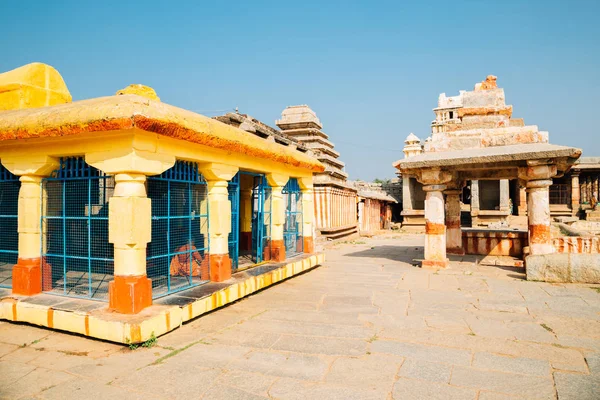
[0,233,599,399]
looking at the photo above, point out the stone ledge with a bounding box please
[526,253,600,283]
[0,253,324,344]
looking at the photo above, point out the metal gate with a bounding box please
[0,166,19,288]
[249,174,271,263]
[228,172,240,270]
[42,158,114,300]
[147,161,209,298]
[283,178,303,257]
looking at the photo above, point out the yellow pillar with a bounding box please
[298,176,315,254]
[239,174,253,252]
[1,156,58,296]
[266,173,289,262]
[199,163,239,282]
[86,150,175,313]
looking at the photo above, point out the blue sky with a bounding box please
[1,0,598,180]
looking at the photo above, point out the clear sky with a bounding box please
[1,0,598,181]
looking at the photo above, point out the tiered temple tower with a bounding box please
[277,105,358,238]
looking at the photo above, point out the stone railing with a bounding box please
[553,237,600,254]
[462,229,528,257]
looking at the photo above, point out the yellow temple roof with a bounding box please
[0,94,324,173]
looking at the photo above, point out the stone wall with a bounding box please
[553,237,600,254]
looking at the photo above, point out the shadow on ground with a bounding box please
[344,245,423,264]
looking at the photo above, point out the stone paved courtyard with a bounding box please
[0,234,599,399]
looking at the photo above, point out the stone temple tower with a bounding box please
[277,105,358,238]
[403,133,423,159]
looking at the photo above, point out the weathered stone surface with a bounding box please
[526,253,600,283]
[472,352,551,377]
[393,378,477,400]
[269,377,387,400]
[450,366,555,398]
[398,358,452,383]
[554,372,600,400]
[371,340,472,366]
[325,354,403,389]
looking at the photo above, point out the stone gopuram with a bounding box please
[277,106,358,239]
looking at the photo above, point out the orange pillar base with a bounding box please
[303,236,314,254]
[270,239,286,262]
[422,259,449,269]
[109,275,152,314]
[12,258,42,296]
[209,254,232,282]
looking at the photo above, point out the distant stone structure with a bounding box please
[277,106,359,239]
[348,180,396,235]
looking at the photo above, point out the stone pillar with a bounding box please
[239,174,253,251]
[86,150,175,313]
[519,164,556,256]
[444,188,464,255]
[418,169,453,269]
[499,179,510,213]
[266,173,289,262]
[402,176,413,211]
[518,186,527,216]
[1,156,58,296]
[298,177,315,254]
[200,163,239,282]
[586,177,592,203]
[594,176,599,202]
[108,173,153,313]
[571,172,580,216]
[470,180,480,225]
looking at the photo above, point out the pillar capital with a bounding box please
[2,155,59,177]
[198,163,238,181]
[297,176,313,190]
[525,179,553,190]
[417,168,454,186]
[86,149,175,176]
[266,173,289,188]
[518,164,557,182]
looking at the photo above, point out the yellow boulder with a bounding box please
[0,62,72,111]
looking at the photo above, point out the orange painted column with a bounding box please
[108,173,153,314]
[199,163,239,282]
[299,177,315,254]
[520,164,557,256]
[419,169,453,269]
[1,156,59,296]
[445,189,464,255]
[266,173,289,262]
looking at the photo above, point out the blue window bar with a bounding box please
[146,161,209,298]
[42,158,114,300]
[283,178,303,257]
[251,174,272,263]
[0,165,20,288]
[228,172,240,270]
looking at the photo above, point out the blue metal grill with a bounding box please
[0,166,19,288]
[42,158,114,300]
[147,161,209,298]
[283,178,303,257]
[250,174,271,263]
[228,173,240,270]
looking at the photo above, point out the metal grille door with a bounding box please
[42,158,114,300]
[228,173,240,270]
[250,174,271,263]
[283,178,303,257]
[147,161,209,298]
[0,166,19,288]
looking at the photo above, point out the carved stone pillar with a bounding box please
[571,172,580,216]
[444,188,464,255]
[519,164,556,256]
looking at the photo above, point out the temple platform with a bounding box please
[0,252,324,344]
